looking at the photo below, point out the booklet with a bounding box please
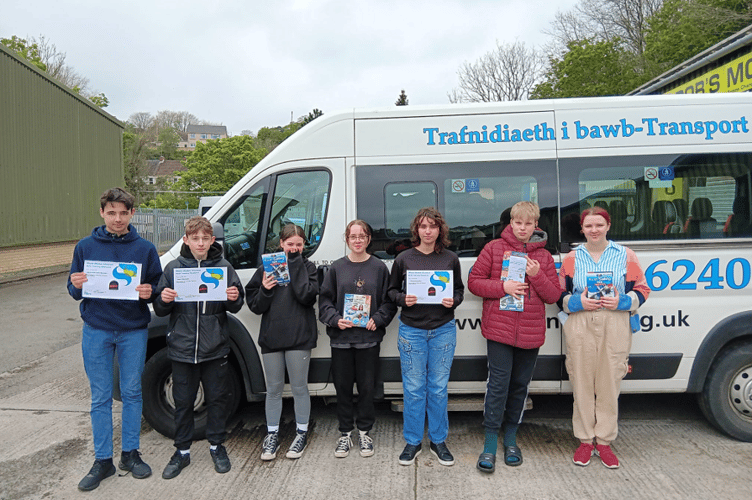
[587,271,615,299]
[262,252,290,285]
[343,293,371,327]
[173,267,228,302]
[82,260,142,301]
[406,270,453,304]
[499,251,527,312]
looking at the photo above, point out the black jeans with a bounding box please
[172,356,229,450]
[331,344,380,433]
[483,340,539,432]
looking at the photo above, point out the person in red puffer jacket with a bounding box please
[468,201,561,473]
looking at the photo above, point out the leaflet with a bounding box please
[499,251,527,312]
[173,267,228,302]
[82,260,142,301]
[262,252,290,285]
[406,270,453,304]
[587,271,614,299]
[343,293,371,327]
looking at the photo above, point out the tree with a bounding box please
[155,110,199,133]
[300,108,324,125]
[123,131,150,205]
[156,127,182,160]
[531,39,642,99]
[448,40,545,102]
[256,122,303,151]
[1,35,46,70]
[644,0,752,74]
[163,135,268,208]
[128,112,154,133]
[1,34,109,107]
[395,90,409,106]
[545,0,664,56]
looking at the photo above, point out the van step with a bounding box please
[390,396,533,412]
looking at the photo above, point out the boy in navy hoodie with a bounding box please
[68,187,162,491]
[153,216,244,479]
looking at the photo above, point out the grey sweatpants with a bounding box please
[262,350,311,428]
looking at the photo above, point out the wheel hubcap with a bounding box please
[164,375,207,412]
[729,364,752,420]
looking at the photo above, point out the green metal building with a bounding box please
[0,43,124,248]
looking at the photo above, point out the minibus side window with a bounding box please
[357,160,558,258]
[264,170,331,256]
[220,181,269,270]
[443,176,539,257]
[560,153,752,243]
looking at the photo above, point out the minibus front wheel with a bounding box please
[141,347,242,439]
[698,342,752,442]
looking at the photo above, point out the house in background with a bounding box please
[145,156,186,185]
[179,124,228,149]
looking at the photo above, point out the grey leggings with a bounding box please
[262,350,311,427]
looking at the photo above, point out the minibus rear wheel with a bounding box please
[141,347,242,439]
[697,342,752,442]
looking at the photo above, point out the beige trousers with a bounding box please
[564,309,631,445]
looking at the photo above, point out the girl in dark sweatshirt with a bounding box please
[319,220,397,458]
[246,224,318,461]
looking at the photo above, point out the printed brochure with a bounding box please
[499,251,527,312]
[262,252,290,285]
[587,271,614,299]
[343,293,371,327]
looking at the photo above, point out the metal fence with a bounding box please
[132,209,199,254]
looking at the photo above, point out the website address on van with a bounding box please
[456,311,689,334]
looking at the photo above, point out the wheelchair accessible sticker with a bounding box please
[645,167,672,188]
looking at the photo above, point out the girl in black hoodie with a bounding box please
[246,224,318,460]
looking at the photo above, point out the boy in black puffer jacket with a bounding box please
[153,216,244,479]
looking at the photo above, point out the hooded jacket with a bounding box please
[67,224,162,331]
[468,225,561,349]
[245,251,319,354]
[153,242,244,363]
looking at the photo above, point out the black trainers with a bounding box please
[119,449,152,479]
[430,441,455,466]
[162,450,191,479]
[286,430,308,459]
[358,430,374,458]
[78,458,116,491]
[261,431,280,461]
[334,432,352,458]
[210,444,231,473]
[398,443,422,466]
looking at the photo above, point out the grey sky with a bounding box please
[3,0,579,135]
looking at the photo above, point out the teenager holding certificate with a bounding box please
[387,207,465,467]
[67,187,162,491]
[558,207,650,469]
[318,220,397,458]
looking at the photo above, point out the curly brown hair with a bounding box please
[410,207,451,253]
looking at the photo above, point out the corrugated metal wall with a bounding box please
[0,44,124,248]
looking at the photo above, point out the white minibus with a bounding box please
[138,93,752,442]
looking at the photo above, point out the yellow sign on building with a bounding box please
[665,51,752,94]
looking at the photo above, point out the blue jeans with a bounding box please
[398,319,456,445]
[82,323,148,459]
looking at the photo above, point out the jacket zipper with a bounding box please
[194,259,202,364]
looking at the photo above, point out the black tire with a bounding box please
[142,347,243,440]
[697,342,752,442]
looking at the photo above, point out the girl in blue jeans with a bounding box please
[387,207,465,466]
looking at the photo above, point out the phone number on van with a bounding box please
[645,258,751,291]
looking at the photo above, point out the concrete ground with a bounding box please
[1,275,750,500]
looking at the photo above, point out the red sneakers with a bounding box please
[595,444,620,469]
[573,443,594,466]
